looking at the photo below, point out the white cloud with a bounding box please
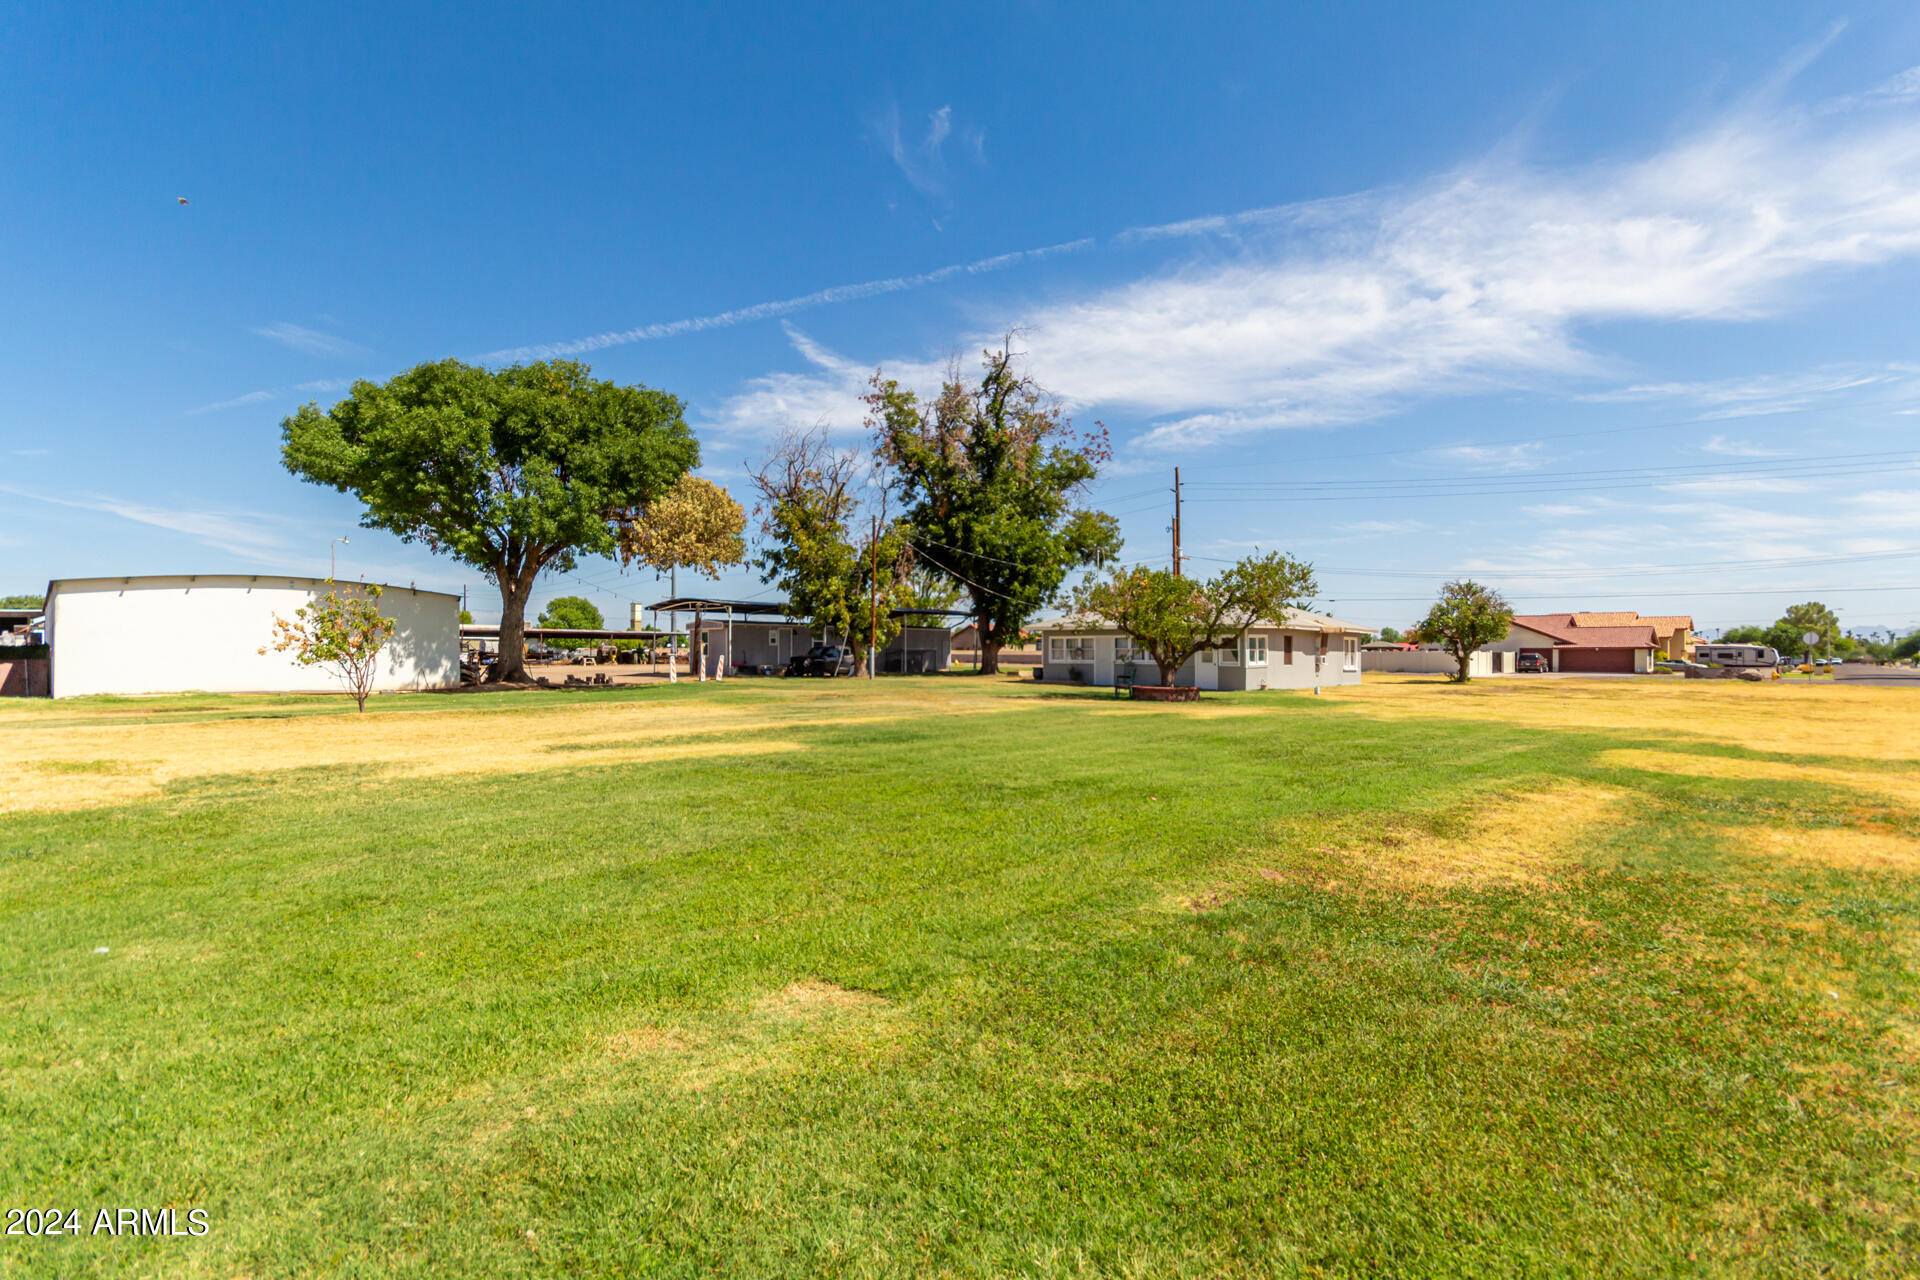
[871,102,977,200]
[1426,442,1546,472]
[10,447,49,457]
[0,486,291,561]
[1819,64,1920,114]
[478,239,1088,364]
[184,389,276,415]
[698,323,949,443]
[253,322,371,358]
[715,77,1920,456]
[1700,433,1789,457]
[1581,367,1902,419]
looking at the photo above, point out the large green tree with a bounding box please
[1770,601,1841,663]
[281,359,697,683]
[537,595,604,650]
[1076,554,1318,687]
[1413,580,1514,683]
[0,594,43,610]
[748,428,915,677]
[869,346,1120,674]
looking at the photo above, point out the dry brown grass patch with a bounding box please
[1330,677,1920,761]
[1599,748,1920,812]
[1336,782,1631,889]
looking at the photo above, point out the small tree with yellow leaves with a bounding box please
[260,582,397,711]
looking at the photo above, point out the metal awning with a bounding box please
[645,596,795,618]
[459,625,676,640]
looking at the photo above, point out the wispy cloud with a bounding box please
[479,239,1090,364]
[185,389,276,415]
[699,323,949,442]
[0,486,292,561]
[253,322,371,358]
[1818,64,1920,114]
[10,447,50,457]
[728,63,1920,455]
[1580,367,1904,419]
[1426,443,1546,473]
[870,102,980,201]
[1700,433,1789,457]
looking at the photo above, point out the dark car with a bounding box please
[784,643,848,677]
[1515,651,1549,673]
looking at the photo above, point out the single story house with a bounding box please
[1489,612,1687,674]
[656,596,956,676]
[41,574,460,698]
[1031,608,1369,690]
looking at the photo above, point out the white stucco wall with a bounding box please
[47,575,460,698]
[1362,647,1496,677]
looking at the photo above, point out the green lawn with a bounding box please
[2,678,1916,1277]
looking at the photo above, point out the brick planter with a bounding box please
[1129,684,1199,702]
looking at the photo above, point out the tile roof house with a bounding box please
[1490,611,1694,673]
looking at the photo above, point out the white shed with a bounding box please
[44,575,460,698]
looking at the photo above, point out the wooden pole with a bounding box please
[868,514,879,679]
[1172,467,1182,577]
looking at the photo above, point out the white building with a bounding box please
[43,575,460,698]
[1030,609,1368,690]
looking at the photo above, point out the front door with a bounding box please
[1196,647,1219,691]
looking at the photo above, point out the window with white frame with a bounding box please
[1344,636,1359,670]
[1218,637,1240,665]
[1245,635,1268,666]
[1048,635,1096,663]
[1114,636,1144,666]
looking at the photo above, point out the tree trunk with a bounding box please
[1454,644,1471,683]
[490,567,537,684]
[980,636,1002,675]
[1156,659,1179,686]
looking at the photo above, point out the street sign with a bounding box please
[1802,630,1821,647]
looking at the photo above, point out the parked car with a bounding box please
[1515,651,1549,673]
[784,643,851,677]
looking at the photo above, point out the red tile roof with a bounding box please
[1510,614,1658,648]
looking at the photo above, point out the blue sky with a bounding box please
[7,3,1920,636]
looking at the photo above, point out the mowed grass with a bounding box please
[2,675,1917,1278]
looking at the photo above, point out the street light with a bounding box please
[330,536,350,579]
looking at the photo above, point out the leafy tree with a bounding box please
[281,359,697,683]
[259,582,396,712]
[1718,625,1767,644]
[1075,554,1318,688]
[617,474,747,579]
[748,428,915,676]
[869,345,1121,674]
[1779,601,1841,654]
[1377,626,1404,643]
[1413,580,1513,683]
[458,609,473,625]
[1893,633,1920,662]
[902,565,966,616]
[537,595,604,650]
[0,594,43,610]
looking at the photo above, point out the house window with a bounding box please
[1245,635,1268,666]
[1344,637,1359,671]
[1219,638,1240,665]
[1049,635,1095,663]
[1284,635,1294,665]
[1200,648,1214,665]
[1115,637,1143,665]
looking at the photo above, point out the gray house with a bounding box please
[1031,608,1368,690]
[656,596,955,676]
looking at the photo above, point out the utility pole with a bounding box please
[1171,468,1183,577]
[868,513,879,680]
